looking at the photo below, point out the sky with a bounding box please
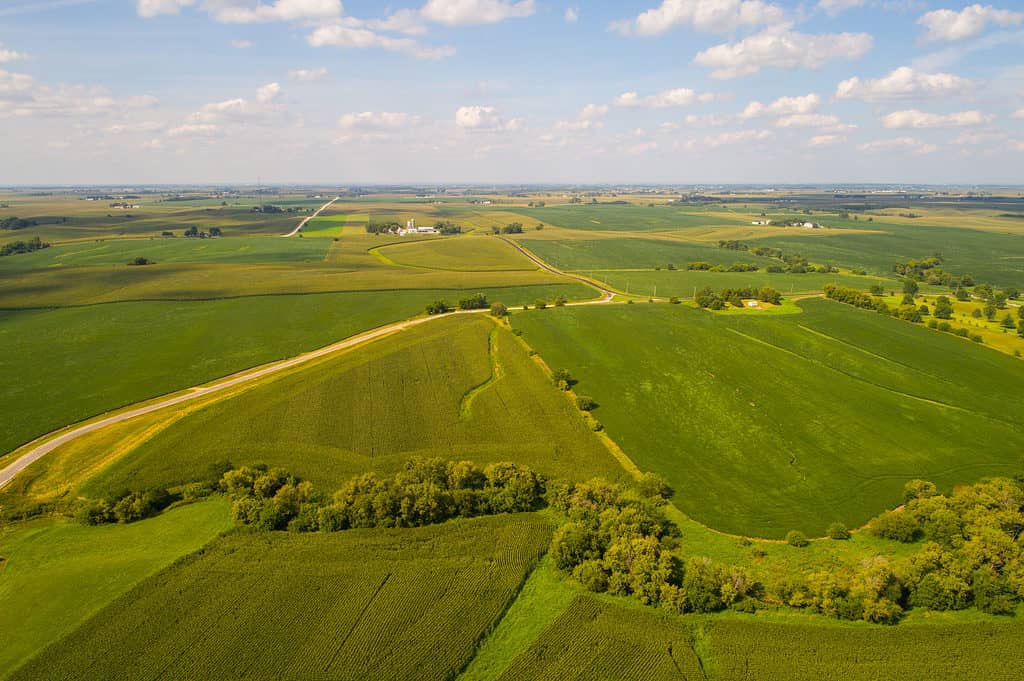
[1,0,1023,185]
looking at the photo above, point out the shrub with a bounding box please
[827,522,851,540]
[575,395,596,411]
[489,302,508,317]
[637,472,671,499]
[458,293,488,310]
[426,300,451,315]
[870,509,921,542]
[786,530,809,547]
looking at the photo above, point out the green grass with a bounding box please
[0,236,331,271]
[0,284,594,457]
[78,314,628,498]
[300,214,347,237]
[496,595,706,680]
[512,299,1024,538]
[519,238,777,271]
[0,499,232,678]
[9,513,552,681]
[584,269,892,297]
[514,204,746,232]
[375,236,537,271]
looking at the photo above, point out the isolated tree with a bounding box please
[984,301,997,321]
[552,368,572,386]
[1001,313,1016,329]
[786,530,809,547]
[575,395,596,411]
[489,302,508,317]
[902,279,919,296]
[933,296,953,320]
[827,522,851,540]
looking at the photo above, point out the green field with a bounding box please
[585,269,893,297]
[9,513,551,681]
[375,236,536,271]
[0,236,331,270]
[0,500,232,678]
[300,214,347,236]
[519,237,778,271]
[77,314,627,498]
[513,300,1024,537]
[514,204,747,232]
[0,284,594,456]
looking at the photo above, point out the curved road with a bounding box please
[282,196,339,237]
[0,246,614,490]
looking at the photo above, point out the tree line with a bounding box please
[695,286,782,309]
[0,236,49,257]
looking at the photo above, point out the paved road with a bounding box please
[282,196,339,237]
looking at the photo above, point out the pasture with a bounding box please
[0,500,232,679]
[9,513,551,681]
[512,299,1024,537]
[76,314,627,499]
[0,284,593,456]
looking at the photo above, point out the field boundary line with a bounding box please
[282,196,339,237]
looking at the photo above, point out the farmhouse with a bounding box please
[751,220,771,225]
[398,218,439,235]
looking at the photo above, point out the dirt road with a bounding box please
[282,196,339,237]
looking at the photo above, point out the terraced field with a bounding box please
[9,514,551,681]
[513,299,1024,537]
[75,314,626,498]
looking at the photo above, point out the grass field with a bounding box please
[300,214,347,237]
[0,236,330,270]
[0,284,594,456]
[9,513,551,681]
[518,237,778,271]
[514,204,747,232]
[513,299,1024,537]
[75,314,627,498]
[0,499,232,678]
[374,236,537,271]
[583,269,892,297]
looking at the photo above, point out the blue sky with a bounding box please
[1,0,1022,184]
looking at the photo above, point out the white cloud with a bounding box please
[0,71,157,119]
[420,0,535,26]
[1013,108,1024,120]
[288,67,328,81]
[207,0,342,24]
[337,111,421,129]
[565,7,578,22]
[807,134,844,146]
[366,9,428,35]
[137,0,195,17]
[554,103,608,131]
[775,113,843,128]
[308,23,455,59]
[105,121,166,134]
[858,137,937,154]
[611,0,787,36]
[230,39,253,49]
[918,4,1023,42]
[703,129,773,147]
[881,109,992,128]
[818,0,864,15]
[694,29,873,79]
[626,140,658,155]
[455,105,521,131]
[167,123,219,137]
[0,69,34,96]
[836,66,973,101]
[739,93,819,119]
[0,44,30,63]
[683,113,731,126]
[256,82,281,103]
[614,87,715,108]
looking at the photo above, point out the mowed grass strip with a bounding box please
[79,315,628,498]
[0,500,233,679]
[9,514,551,681]
[0,284,594,457]
[375,236,538,271]
[512,300,1024,537]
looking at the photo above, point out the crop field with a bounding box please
[518,237,778,271]
[9,513,552,681]
[374,236,537,271]
[513,299,1024,537]
[497,596,705,681]
[584,269,892,297]
[0,500,232,679]
[513,204,748,232]
[0,285,593,456]
[701,618,1024,680]
[301,214,348,236]
[77,314,627,498]
[0,236,330,271]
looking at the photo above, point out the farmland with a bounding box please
[75,314,627,499]
[579,269,890,297]
[9,513,551,681]
[513,299,1024,537]
[519,237,779,271]
[374,236,536,271]
[515,204,748,231]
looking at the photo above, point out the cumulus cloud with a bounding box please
[918,4,1023,42]
[308,23,455,59]
[565,7,579,22]
[167,123,219,137]
[702,129,773,147]
[694,29,873,79]
[1013,108,1024,120]
[337,111,421,129]
[207,0,342,24]
[836,66,973,101]
[288,67,328,81]
[0,69,34,97]
[683,113,731,127]
[858,137,937,154]
[0,71,158,119]
[455,105,521,131]
[611,0,787,36]
[818,0,864,16]
[256,82,281,103]
[420,0,535,26]
[807,134,844,146]
[0,44,30,63]
[137,0,195,17]
[366,9,428,34]
[614,88,715,108]
[554,103,608,131]
[739,93,819,119]
[881,109,992,128]
[775,113,844,128]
